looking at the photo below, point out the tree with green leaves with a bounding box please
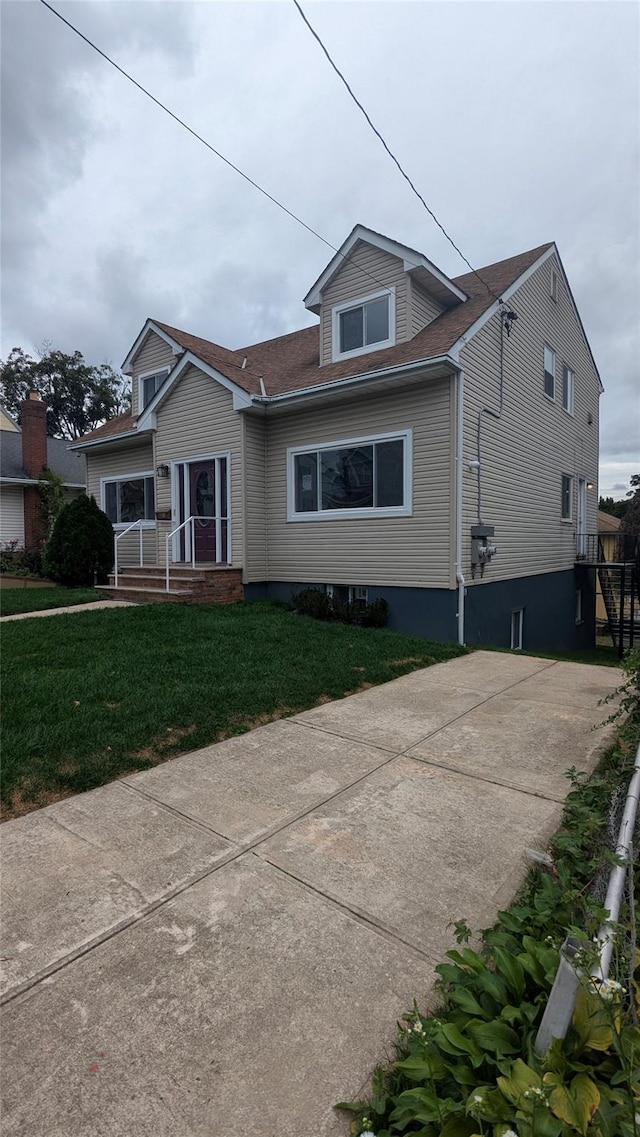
[0,345,130,439]
[621,473,640,536]
[598,495,628,520]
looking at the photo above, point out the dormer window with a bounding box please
[139,368,169,410]
[332,289,395,362]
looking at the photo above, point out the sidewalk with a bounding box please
[0,600,134,622]
[0,651,621,1136]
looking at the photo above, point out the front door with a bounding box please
[190,461,217,561]
[178,456,229,563]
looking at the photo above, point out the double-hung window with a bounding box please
[103,474,155,527]
[289,430,411,520]
[332,289,395,361]
[139,368,169,410]
[543,345,555,399]
[562,364,574,414]
[561,473,573,521]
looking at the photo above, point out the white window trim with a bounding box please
[562,363,574,416]
[287,429,412,522]
[510,608,524,651]
[561,472,574,522]
[331,288,396,363]
[138,367,170,413]
[101,471,156,529]
[350,586,368,603]
[543,344,556,401]
[169,450,232,563]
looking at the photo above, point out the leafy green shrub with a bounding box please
[44,494,114,586]
[338,723,640,1136]
[0,542,45,577]
[293,588,388,628]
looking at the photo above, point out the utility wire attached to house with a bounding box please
[38,0,401,309]
[292,0,506,306]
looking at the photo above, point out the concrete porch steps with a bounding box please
[97,565,244,605]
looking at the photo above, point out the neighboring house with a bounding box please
[71,225,602,652]
[0,395,86,548]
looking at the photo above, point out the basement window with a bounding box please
[510,608,524,651]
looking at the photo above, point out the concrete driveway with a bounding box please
[1,651,621,1136]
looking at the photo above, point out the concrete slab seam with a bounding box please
[253,852,442,968]
[1,738,405,1005]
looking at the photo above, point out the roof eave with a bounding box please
[253,353,461,409]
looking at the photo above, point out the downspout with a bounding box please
[455,366,466,646]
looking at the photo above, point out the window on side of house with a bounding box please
[561,473,573,520]
[543,345,555,399]
[332,290,395,361]
[290,431,410,520]
[562,364,574,414]
[510,608,524,651]
[140,368,169,410]
[103,475,155,526]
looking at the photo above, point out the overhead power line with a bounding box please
[38,0,401,307]
[292,0,502,303]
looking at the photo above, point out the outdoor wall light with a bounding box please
[586,482,594,491]
[156,463,170,479]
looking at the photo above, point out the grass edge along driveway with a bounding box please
[1,599,465,820]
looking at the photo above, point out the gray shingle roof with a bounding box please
[0,431,86,485]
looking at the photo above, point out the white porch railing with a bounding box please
[114,519,146,587]
[165,515,197,593]
[165,514,232,593]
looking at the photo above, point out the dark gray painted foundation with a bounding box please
[245,566,596,653]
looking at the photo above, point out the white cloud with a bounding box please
[1,0,638,487]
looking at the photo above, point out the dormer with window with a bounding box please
[122,321,185,416]
[304,225,467,367]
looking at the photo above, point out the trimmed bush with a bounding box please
[293,587,388,629]
[44,494,114,586]
[0,543,45,577]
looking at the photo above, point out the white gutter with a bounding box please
[454,366,466,645]
[255,353,459,408]
[591,740,640,983]
[0,477,85,488]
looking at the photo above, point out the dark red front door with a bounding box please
[190,461,217,561]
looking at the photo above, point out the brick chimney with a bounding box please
[21,392,48,549]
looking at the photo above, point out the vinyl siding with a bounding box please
[320,243,408,365]
[242,414,267,581]
[263,379,452,588]
[86,443,156,565]
[460,251,600,585]
[130,332,176,417]
[0,486,25,545]
[154,364,243,566]
[409,279,445,336]
[0,410,18,432]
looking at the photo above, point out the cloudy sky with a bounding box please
[1,0,638,497]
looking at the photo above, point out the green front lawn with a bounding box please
[1,600,465,818]
[0,586,99,617]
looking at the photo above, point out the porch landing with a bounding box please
[96,565,243,605]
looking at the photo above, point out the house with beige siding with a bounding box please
[71,225,602,652]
